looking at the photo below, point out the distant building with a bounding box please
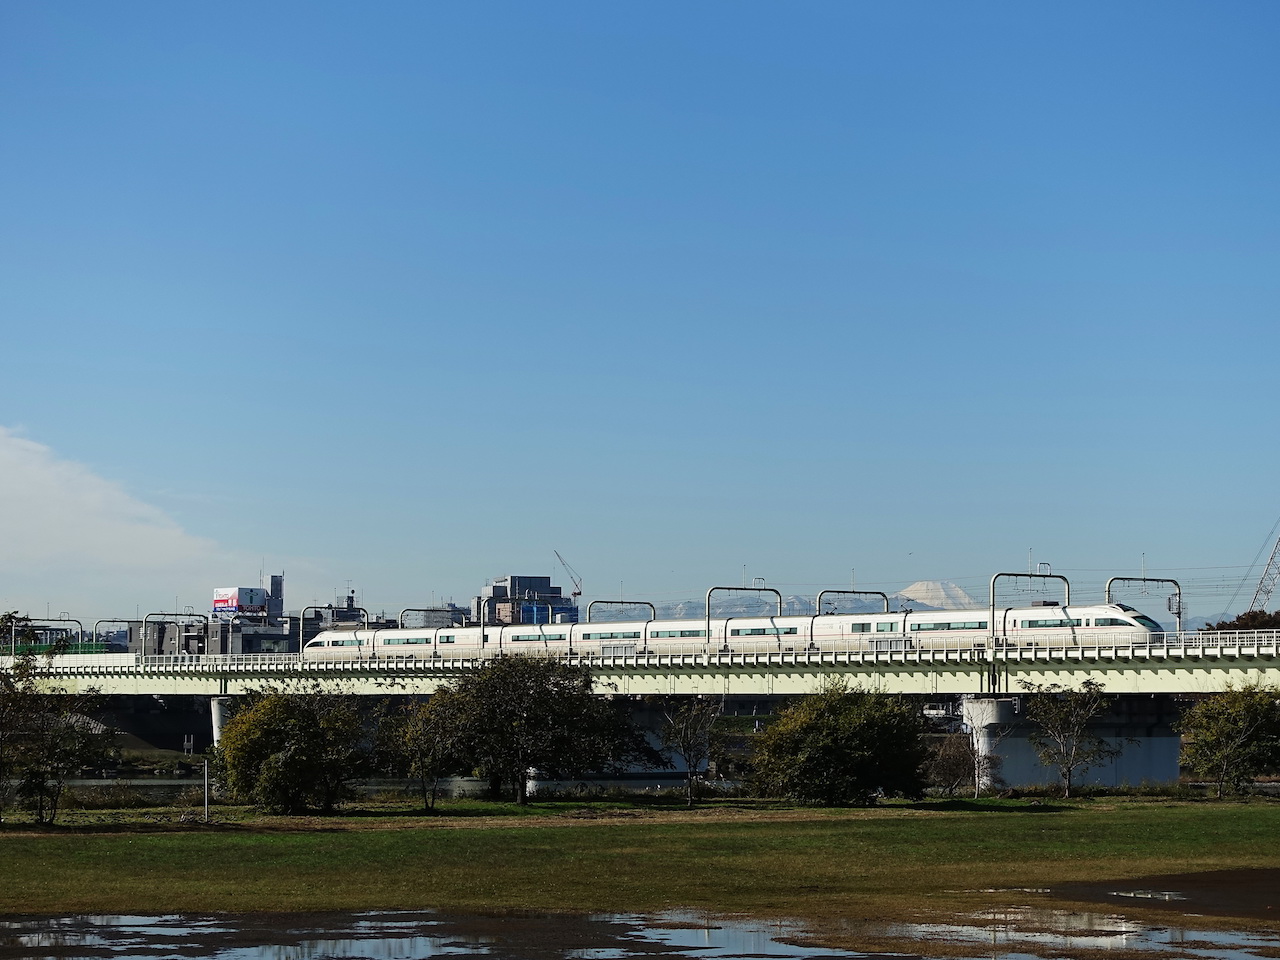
[292,589,401,648]
[198,573,294,654]
[400,605,468,629]
[471,574,579,625]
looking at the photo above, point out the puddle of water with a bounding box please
[1055,867,1280,919]
[885,906,1280,959]
[1113,889,1189,902]
[0,908,1277,960]
[0,911,873,960]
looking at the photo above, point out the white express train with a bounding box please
[302,602,1168,660]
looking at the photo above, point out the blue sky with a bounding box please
[1,2,1277,623]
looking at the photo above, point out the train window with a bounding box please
[401,637,429,644]
[730,627,799,636]
[1133,616,1163,630]
[911,621,988,631]
[583,631,642,640]
[511,634,567,642]
[1094,618,1130,627]
[847,623,871,633]
[652,630,707,638]
[876,622,897,632]
[1019,619,1081,629]
[439,635,455,643]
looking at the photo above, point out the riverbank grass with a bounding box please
[2,797,1278,931]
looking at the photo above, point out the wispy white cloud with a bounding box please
[0,427,249,617]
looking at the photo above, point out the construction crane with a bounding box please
[554,551,583,601]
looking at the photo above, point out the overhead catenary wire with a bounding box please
[1217,514,1280,621]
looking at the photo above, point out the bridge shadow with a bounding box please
[2,820,348,834]
[903,798,1072,813]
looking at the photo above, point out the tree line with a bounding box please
[4,625,1279,821]
[213,653,1280,813]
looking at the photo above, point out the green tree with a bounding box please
[393,696,468,811]
[656,696,722,807]
[0,621,37,817]
[215,685,374,814]
[443,655,658,804]
[0,617,114,824]
[1201,610,1280,631]
[1020,679,1122,797]
[751,681,928,805]
[15,690,111,823]
[922,728,1006,800]
[1177,684,1280,797]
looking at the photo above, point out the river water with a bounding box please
[1,908,1279,960]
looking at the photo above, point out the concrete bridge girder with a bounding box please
[4,646,1279,697]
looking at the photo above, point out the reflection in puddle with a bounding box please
[886,906,1280,959]
[0,912,868,960]
[0,908,1277,960]
[1113,889,1188,902]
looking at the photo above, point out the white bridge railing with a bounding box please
[1,629,1277,676]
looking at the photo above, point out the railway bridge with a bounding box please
[7,629,1278,697]
[7,631,1278,789]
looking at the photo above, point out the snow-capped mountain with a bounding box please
[894,580,977,610]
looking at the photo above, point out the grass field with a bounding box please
[3,795,1279,942]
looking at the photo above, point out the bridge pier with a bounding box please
[210,697,234,748]
[960,695,1017,790]
[961,694,1182,790]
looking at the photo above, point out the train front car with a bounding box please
[1083,603,1168,643]
[995,603,1167,648]
[301,629,371,661]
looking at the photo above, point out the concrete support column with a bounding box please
[961,695,1018,788]
[210,697,234,748]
